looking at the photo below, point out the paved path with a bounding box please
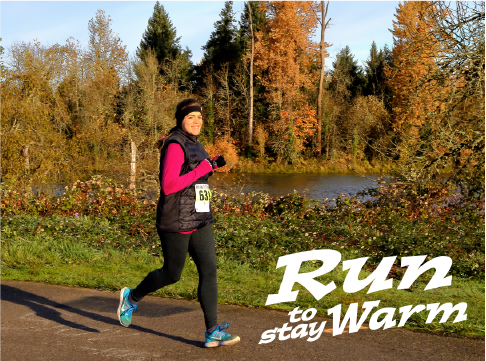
[1,280,484,361]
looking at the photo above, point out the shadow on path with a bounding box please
[1,284,204,348]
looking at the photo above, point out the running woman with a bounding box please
[117,98,240,348]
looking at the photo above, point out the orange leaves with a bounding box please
[254,1,320,107]
[252,2,321,161]
[273,105,317,153]
[204,137,239,172]
[290,105,318,139]
[387,1,445,146]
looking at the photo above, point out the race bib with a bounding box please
[195,184,212,213]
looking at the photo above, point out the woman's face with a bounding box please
[181,111,203,136]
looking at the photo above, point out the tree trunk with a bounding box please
[130,138,137,190]
[248,1,255,147]
[226,80,231,139]
[326,131,330,159]
[317,1,331,157]
[22,145,30,174]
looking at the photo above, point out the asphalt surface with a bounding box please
[1,280,484,361]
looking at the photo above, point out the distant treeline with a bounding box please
[1,1,484,195]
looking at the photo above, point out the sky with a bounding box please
[1,1,400,69]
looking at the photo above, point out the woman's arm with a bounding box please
[161,142,213,195]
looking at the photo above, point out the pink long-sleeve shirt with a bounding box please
[161,142,213,233]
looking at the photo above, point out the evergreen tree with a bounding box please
[383,44,393,68]
[364,41,387,99]
[331,46,366,101]
[137,1,192,83]
[380,43,394,110]
[199,1,244,74]
[137,1,180,63]
[239,1,267,41]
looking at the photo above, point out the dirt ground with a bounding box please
[1,280,484,361]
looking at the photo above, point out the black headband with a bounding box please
[177,105,202,126]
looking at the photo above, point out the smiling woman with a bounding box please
[181,111,203,136]
[179,104,203,136]
[117,98,238,348]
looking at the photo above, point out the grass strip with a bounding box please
[2,215,484,338]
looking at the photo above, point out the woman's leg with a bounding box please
[187,224,218,330]
[130,230,190,303]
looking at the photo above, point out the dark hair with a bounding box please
[154,98,202,149]
[175,98,202,127]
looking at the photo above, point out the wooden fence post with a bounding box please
[129,139,137,190]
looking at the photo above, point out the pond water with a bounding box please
[42,173,385,201]
[209,173,384,201]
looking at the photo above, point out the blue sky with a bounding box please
[1,1,400,68]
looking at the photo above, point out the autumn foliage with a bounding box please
[1,1,483,194]
[204,137,239,173]
[252,1,322,163]
[386,1,484,188]
[387,1,444,143]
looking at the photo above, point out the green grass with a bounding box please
[2,177,483,338]
[2,215,484,338]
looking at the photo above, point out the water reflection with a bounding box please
[209,173,383,200]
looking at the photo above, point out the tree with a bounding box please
[84,9,128,117]
[0,38,4,67]
[387,1,484,196]
[138,3,179,65]
[331,46,366,101]
[246,2,255,147]
[427,1,484,198]
[363,41,387,99]
[386,1,446,167]
[198,1,244,76]
[239,1,267,39]
[316,1,331,157]
[137,2,192,87]
[388,2,438,131]
[196,2,255,147]
[239,2,267,150]
[160,47,193,92]
[214,63,235,138]
[57,38,85,137]
[1,41,73,186]
[81,9,128,172]
[345,95,391,161]
[133,49,170,138]
[199,66,217,145]
[253,1,320,163]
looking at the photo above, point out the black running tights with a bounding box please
[130,224,218,329]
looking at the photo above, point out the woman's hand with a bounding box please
[211,155,226,169]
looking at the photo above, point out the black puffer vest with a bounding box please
[156,128,214,232]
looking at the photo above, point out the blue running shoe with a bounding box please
[205,322,240,348]
[117,287,137,327]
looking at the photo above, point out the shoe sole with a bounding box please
[117,287,130,327]
[205,336,240,348]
